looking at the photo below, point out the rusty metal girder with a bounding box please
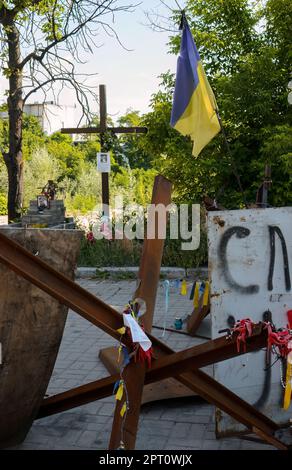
[38,325,268,418]
[38,324,287,449]
[109,175,172,450]
[0,207,288,449]
[0,178,171,348]
[38,324,267,415]
[0,231,125,342]
[37,326,286,448]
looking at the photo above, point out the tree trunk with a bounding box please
[3,22,23,222]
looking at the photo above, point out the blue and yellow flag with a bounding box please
[170,16,221,157]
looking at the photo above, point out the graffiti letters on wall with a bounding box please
[208,208,292,435]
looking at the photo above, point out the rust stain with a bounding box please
[213,216,225,227]
[211,292,221,298]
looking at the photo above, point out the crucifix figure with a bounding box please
[61,84,148,216]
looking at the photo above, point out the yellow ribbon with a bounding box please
[203,281,209,307]
[194,282,200,308]
[117,327,126,335]
[180,280,187,296]
[115,381,124,401]
[283,348,292,410]
[120,402,127,418]
[117,344,122,363]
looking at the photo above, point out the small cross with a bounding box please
[61,84,148,216]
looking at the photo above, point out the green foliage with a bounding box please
[78,226,208,268]
[78,238,142,267]
[1,0,291,270]
[67,194,97,214]
[65,162,102,214]
[138,0,292,208]
[111,167,157,206]
[22,114,47,160]
[77,140,100,165]
[0,112,157,216]
[23,147,62,208]
[47,132,84,180]
[0,192,7,215]
[169,0,259,76]
[0,159,8,195]
[257,125,292,205]
[116,109,153,169]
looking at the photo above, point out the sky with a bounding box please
[80,0,178,119]
[0,0,179,122]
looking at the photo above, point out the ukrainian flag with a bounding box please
[170,16,221,157]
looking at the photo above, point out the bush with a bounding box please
[23,148,61,208]
[0,192,7,215]
[67,194,98,215]
[78,237,142,267]
[77,220,208,268]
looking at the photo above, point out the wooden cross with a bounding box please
[61,84,148,216]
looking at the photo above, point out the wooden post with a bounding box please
[108,175,172,450]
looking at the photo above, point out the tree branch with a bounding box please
[19,1,137,69]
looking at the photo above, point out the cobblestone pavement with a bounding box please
[13,279,275,450]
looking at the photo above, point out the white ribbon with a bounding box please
[123,313,152,352]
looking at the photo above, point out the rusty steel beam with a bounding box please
[109,175,172,450]
[38,372,280,443]
[37,329,285,448]
[251,427,287,450]
[0,216,285,448]
[177,371,285,449]
[0,222,167,354]
[38,326,266,417]
[177,370,278,434]
[187,303,210,336]
[38,325,268,417]
[147,324,267,382]
[37,374,119,418]
[38,326,267,421]
[0,232,126,342]
[0,214,172,353]
[39,371,283,447]
[0,179,170,350]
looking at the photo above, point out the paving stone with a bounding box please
[135,436,168,450]
[169,423,192,439]
[165,438,203,450]
[139,419,173,438]
[76,430,101,448]
[98,403,115,416]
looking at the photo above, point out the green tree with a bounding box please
[47,133,84,181]
[141,0,292,207]
[23,147,61,207]
[116,109,153,169]
[0,1,135,221]
[169,0,259,76]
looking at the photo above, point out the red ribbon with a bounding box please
[137,346,154,368]
[232,318,254,352]
[264,323,292,358]
[86,231,95,244]
[124,323,153,368]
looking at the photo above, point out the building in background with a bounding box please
[23,102,78,134]
[0,101,79,135]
